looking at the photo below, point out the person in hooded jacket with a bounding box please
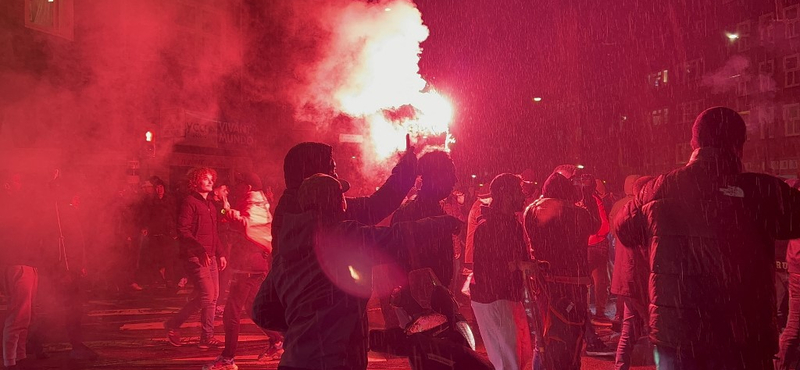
[391,150,458,292]
[608,175,642,326]
[267,173,461,370]
[611,175,653,370]
[270,141,417,254]
[253,140,417,333]
[524,169,600,370]
[775,178,800,370]
[615,107,800,370]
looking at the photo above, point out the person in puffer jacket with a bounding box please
[266,174,461,370]
[615,107,800,370]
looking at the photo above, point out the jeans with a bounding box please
[655,344,773,370]
[778,270,790,330]
[588,242,609,316]
[166,257,219,340]
[615,298,648,370]
[778,272,800,370]
[217,264,233,309]
[471,300,531,370]
[2,266,38,367]
[221,272,281,358]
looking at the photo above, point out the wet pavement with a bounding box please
[1,286,655,370]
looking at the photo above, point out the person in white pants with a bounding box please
[469,173,532,370]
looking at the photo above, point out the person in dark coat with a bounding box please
[470,173,531,370]
[267,173,461,370]
[391,150,458,289]
[165,167,228,349]
[611,175,653,370]
[253,141,417,334]
[524,169,600,370]
[775,178,800,370]
[271,141,417,254]
[615,107,800,370]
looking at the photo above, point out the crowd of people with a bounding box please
[2,106,800,370]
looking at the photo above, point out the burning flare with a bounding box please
[331,0,454,160]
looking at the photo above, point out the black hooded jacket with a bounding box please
[523,172,600,278]
[271,142,416,254]
[614,147,800,355]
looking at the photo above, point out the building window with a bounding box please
[736,21,751,52]
[783,103,800,136]
[647,69,669,88]
[683,59,704,83]
[736,76,751,96]
[759,59,776,92]
[739,110,758,140]
[786,5,799,39]
[652,108,669,126]
[756,105,776,139]
[785,54,800,88]
[760,59,775,75]
[676,143,693,164]
[24,0,73,40]
[678,100,704,123]
[759,13,775,43]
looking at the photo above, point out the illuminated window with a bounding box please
[786,5,799,39]
[785,103,800,136]
[647,69,669,88]
[736,21,751,52]
[785,54,800,88]
[651,108,669,126]
[683,59,704,83]
[24,0,73,40]
[759,13,775,43]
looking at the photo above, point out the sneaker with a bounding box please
[130,282,144,291]
[178,277,188,288]
[202,356,238,370]
[165,323,181,347]
[585,341,616,357]
[259,340,284,360]
[69,343,99,360]
[198,337,223,349]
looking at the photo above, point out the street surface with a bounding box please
[1,287,655,370]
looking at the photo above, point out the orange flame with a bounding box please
[332,0,455,160]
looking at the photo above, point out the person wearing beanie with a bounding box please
[523,169,601,370]
[469,173,532,370]
[258,173,465,370]
[615,107,800,370]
